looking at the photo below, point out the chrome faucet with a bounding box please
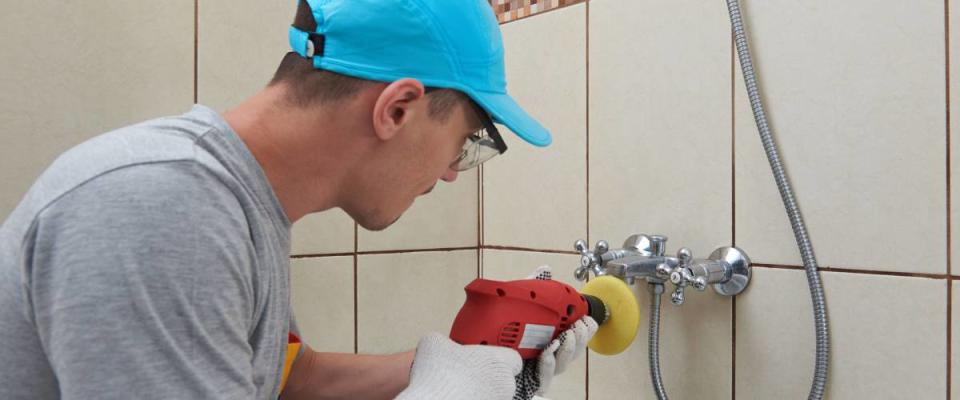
[574,234,752,305]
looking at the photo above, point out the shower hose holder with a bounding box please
[574,234,752,305]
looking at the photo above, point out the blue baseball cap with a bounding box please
[288,0,552,147]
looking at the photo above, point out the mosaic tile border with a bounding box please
[489,0,587,23]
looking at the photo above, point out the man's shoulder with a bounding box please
[48,114,217,185]
[2,115,241,242]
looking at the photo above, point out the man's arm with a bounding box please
[280,345,414,400]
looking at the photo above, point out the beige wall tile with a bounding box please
[292,210,355,255]
[954,281,960,399]
[737,268,946,399]
[358,172,478,251]
[483,4,587,251]
[952,0,960,277]
[482,250,581,286]
[589,278,731,399]
[735,0,945,273]
[199,0,356,255]
[483,250,585,400]
[0,1,194,219]
[357,250,477,354]
[588,0,732,255]
[197,0,294,111]
[291,256,354,353]
[735,268,814,398]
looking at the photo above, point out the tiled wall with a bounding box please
[0,1,194,219]
[492,0,958,399]
[3,0,959,399]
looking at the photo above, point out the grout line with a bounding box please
[730,27,737,400]
[358,246,478,256]
[497,1,587,26]
[755,263,949,280]
[731,31,737,249]
[193,0,198,104]
[480,166,485,247]
[732,295,737,400]
[585,3,590,398]
[478,165,482,279]
[295,245,515,258]
[814,266,948,280]
[353,252,358,354]
[353,222,358,354]
[585,0,591,249]
[482,245,579,255]
[947,0,953,281]
[946,0,952,396]
[294,253,956,279]
[480,163,485,278]
[290,252,355,259]
[585,351,590,400]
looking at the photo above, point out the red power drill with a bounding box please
[449,278,609,359]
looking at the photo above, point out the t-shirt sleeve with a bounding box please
[26,161,258,400]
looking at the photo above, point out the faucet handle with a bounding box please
[671,286,685,305]
[574,239,608,281]
[676,247,693,266]
[667,264,706,305]
[574,239,591,282]
[669,265,707,291]
[574,239,589,255]
[594,240,609,256]
[574,239,600,267]
[574,267,590,281]
[656,263,673,277]
[691,275,707,291]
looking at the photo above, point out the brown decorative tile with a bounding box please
[489,0,587,23]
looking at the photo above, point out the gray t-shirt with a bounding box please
[0,105,299,399]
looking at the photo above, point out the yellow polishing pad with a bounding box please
[581,275,640,355]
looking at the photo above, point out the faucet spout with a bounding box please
[604,255,677,283]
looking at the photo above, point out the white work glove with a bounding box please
[514,266,599,400]
[396,332,523,400]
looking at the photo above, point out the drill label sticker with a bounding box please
[518,324,556,349]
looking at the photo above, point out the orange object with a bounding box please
[279,332,302,392]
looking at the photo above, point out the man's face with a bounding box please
[349,93,483,231]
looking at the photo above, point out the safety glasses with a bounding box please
[425,87,508,171]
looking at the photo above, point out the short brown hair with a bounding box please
[269,0,467,121]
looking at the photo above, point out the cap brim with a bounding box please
[468,90,552,147]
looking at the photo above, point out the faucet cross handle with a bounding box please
[676,247,693,267]
[670,286,685,305]
[574,239,609,281]
[668,272,706,305]
[666,247,707,305]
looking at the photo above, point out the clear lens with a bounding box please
[453,135,500,171]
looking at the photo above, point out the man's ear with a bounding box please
[371,78,427,142]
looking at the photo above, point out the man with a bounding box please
[0,0,595,399]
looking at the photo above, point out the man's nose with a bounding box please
[441,168,459,183]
